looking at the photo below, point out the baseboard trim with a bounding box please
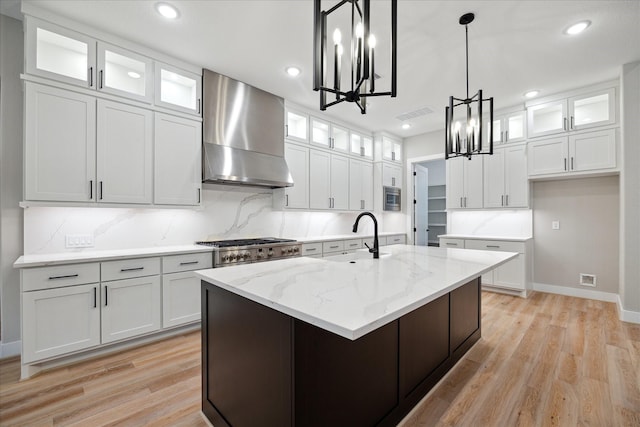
[617,295,640,324]
[532,282,618,303]
[0,340,21,359]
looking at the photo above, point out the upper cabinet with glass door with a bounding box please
[382,136,402,163]
[285,107,309,143]
[310,117,350,153]
[26,17,153,103]
[527,87,616,139]
[154,63,202,116]
[350,132,373,159]
[487,110,526,145]
[26,17,97,88]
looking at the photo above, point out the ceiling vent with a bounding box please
[395,106,434,122]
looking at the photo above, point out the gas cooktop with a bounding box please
[196,238,297,249]
[196,238,302,267]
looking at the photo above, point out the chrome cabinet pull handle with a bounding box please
[570,116,574,129]
[487,245,500,248]
[571,157,574,170]
[285,124,288,137]
[89,180,93,200]
[197,99,201,114]
[285,194,289,207]
[93,287,97,308]
[306,247,317,251]
[99,70,104,89]
[100,181,104,200]
[446,243,458,246]
[564,158,567,171]
[505,130,509,141]
[501,195,504,206]
[105,286,108,306]
[88,67,93,87]
[179,261,199,266]
[563,117,567,131]
[48,274,79,280]
[198,188,201,204]
[506,195,509,205]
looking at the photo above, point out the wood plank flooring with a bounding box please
[1,291,638,426]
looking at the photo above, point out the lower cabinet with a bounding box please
[22,283,101,364]
[101,276,161,344]
[439,237,532,296]
[20,251,210,366]
[162,271,201,328]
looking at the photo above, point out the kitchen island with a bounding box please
[196,244,516,427]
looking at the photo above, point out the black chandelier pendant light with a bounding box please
[313,0,397,114]
[445,12,494,160]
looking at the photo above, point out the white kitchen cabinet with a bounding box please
[446,156,483,209]
[527,87,616,138]
[382,163,402,189]
[154,113,202,205]
[349,159,373,210]
[97,100,153,204]
[97,42,153,103]
[25,83,96,202]
[311,117,349,153]
[386,235,406,245]
[350,132,373,159]
[463,239,529,293]
[528,129,616,177]
[154,62,201,115]
[25,17,97,88]
[489,110,526,144]
[284,143,309,209]
[101,275,161,344]
[439,238,464,248]
[285,107,309,143]
[483,145,529,208]
[309,151,349,210]
[382,136,402,163]
[162,272,201,328]
[22,283,101,363]
[26,17,153,103]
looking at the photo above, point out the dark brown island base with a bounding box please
[201,277,481,427]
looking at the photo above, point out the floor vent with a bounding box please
[579,273,597,287]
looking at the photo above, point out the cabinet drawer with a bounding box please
[464,239,525,254]
[302,242,323,257]
[22,263,100,292]
[439,238,464,248]
[163,252,212,274]
[387,235,406,245]
[343,239,363,250]
[101,257,160,281]
[323,241,345,254]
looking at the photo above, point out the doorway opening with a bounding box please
[413,158,446,246]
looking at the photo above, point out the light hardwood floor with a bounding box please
[1,291,639,426]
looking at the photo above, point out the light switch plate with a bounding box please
[552,221,560,230]
[65,234,94,248]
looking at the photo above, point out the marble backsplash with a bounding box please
[23,186,407,255]
[448,209,533,238]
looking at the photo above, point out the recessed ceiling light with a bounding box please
[285,66,301,77]
[401,123,411,130]
[524,90,539,98]
[156,2,179,20]
[565,20,591,35]
[127,71,141,79]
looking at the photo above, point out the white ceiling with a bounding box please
[7,0,640,138]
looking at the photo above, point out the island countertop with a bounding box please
[195,244,517,340]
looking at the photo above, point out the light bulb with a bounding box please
[453,121,461,132]
[333,28,342,45]
[368,34,377,49]
[155,2,179,19]
[337,44,344,56]
[355,23,364,38]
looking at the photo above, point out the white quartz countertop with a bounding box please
[439,234,532,242]
[297,232,404,243]
[14,245,213,268]
[195,244,517,340]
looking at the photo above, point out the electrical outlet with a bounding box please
[65,234,94,248]
[552,221,560,230]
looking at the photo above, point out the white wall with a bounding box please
[404,129,444,160]
[620,61,640,316]
[0,14,24,348]
[532,177,619,294]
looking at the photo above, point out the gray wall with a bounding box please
[404,129,444,160]
[0,14,24,346]
[620,62,640,313]
[532,177,619,294]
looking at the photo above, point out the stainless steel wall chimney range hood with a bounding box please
[202,69,293,188]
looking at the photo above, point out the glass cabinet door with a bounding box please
[331,124,349,153]
[155,63,201,115]
[383,137,402,162]
[285,108,309,143]
[97,43,153,102]
[311,118,331,148]
[26,17,96,88]
[505,111,526,142]
[527,100,567,138]
[362,136,373,159]
[350,133,363,156]
[569,88,616,131]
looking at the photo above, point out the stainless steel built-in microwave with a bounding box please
[383,186,401,211]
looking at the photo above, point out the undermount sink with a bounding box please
[324,251,391,262]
